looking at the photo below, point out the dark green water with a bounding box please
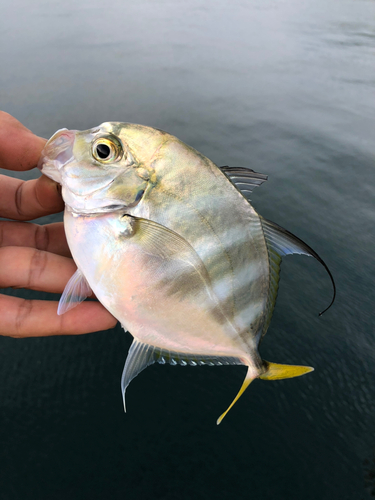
[1,0,375,498]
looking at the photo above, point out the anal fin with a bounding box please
[121,339,243,412]
[121,340,157,412]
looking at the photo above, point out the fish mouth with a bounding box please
[38,127,147,216]
[38,128,76,183]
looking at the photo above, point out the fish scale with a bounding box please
[39,122,335,424]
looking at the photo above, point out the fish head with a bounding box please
[38,122,167,214]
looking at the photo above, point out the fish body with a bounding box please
[39,122,335,423]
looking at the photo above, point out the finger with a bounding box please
[0,111,46,171]
[0,173,64,221]
[0,221,71,257]
[0,247,76,292]
[0,295,117,337]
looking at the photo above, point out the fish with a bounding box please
[39,122,335,424]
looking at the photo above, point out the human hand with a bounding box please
[0,111,117,337]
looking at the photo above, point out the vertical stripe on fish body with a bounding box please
[126,134,270,346]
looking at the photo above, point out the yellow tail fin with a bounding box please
[259,360,314,380]
[216,367,256,425]
[216,361,314,425]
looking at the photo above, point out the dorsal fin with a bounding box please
[121,338,243,411]
[260,217,336,336]
[220,166,268,198]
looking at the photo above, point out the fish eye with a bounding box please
[92,137,123,163]
[96,143,110,159]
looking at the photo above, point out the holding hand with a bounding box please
[0,111,117,337]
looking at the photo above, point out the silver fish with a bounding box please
[39,122,335,424]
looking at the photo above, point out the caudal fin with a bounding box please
[216,361,313,425]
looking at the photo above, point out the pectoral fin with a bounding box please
[123,216,211,276]
[122,215,227,314]
[57,269,92,315]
